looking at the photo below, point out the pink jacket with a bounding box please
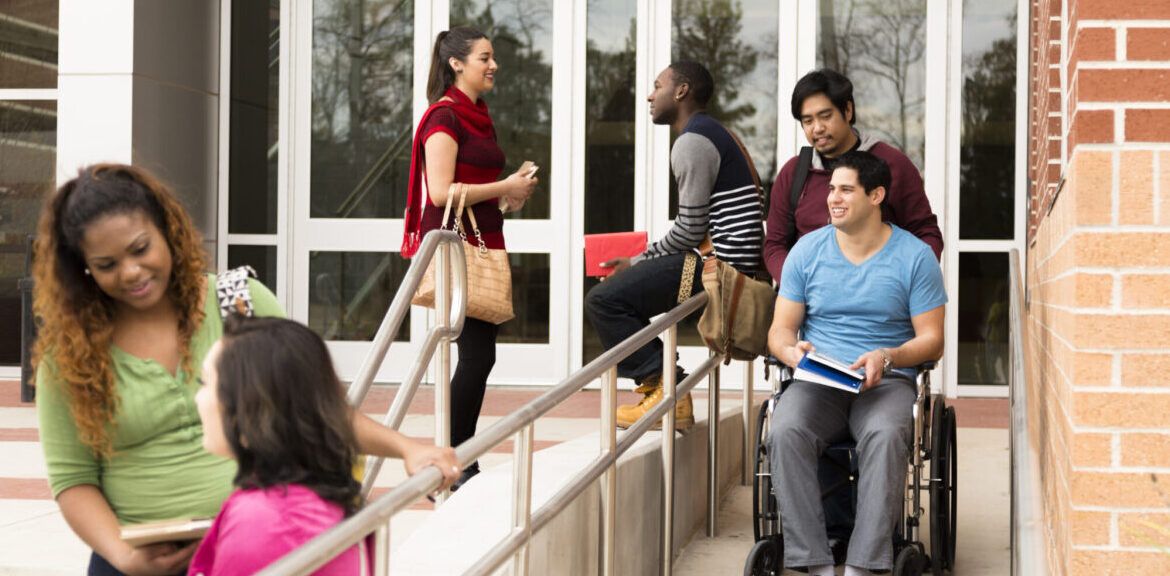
[188,485,368,576]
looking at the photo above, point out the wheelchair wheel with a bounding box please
[893,544,926,576]
[929,401,958,574]
[752,402,781,543]
[743,536,783,576]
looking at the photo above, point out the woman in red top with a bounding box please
[402,26,538,490]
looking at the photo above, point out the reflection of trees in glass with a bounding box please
[959,12,1016,239]
[228,0,279,234]
[673,0,759,133]
[584,15,637,235]
[0,100,54,363]
[818,0,926,168]
[311,0,414,219]
[582,4,637,363]
[957,253,1009,386]
[671,0,778,211]
[452,0,553,220]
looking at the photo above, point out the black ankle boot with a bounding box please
[450,463,480,492]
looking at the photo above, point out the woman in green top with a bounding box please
[33,164,460,576]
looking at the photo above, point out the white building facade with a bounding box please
[1,0,1027,398]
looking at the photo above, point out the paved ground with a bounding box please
[676,427,1010,575]
[0,380,1008,575]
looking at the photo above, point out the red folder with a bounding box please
[585,232,648,277]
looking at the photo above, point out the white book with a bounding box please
[793,351,865,394]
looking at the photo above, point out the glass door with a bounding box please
[290,0,571,384]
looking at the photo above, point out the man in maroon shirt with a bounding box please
[764,69,942,284]
[762,69,943,565]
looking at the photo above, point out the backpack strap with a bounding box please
[216,265,257,318]
[785,146,814,250]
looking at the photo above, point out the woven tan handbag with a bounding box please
[412,183,515,324]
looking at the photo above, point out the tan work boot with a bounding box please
[616,381,694,431]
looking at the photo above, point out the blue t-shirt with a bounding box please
[778,224,947,373]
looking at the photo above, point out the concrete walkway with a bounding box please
[676,428,1011,575]
[0,379,1008,574]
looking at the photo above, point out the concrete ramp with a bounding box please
[390,400,752,575]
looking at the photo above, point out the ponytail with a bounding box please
[425,27,488,104]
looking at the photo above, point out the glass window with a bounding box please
[498,253,549,344]
[0,2,59,89]
[670,0,778,346]
[310,0,413,219]
[228,0,280,235]
[581,0,637,363]
[308,251,410,341]
[451,0,553,220]
[227,245,279,293]
[960,0,1016,239]
[670,0,779,218]
[817,0,927,171]
[0,100,56,364]
[957,252,1009,386]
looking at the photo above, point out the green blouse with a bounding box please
[36,274,284,525]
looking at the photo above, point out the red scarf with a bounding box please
[401,87,494,258]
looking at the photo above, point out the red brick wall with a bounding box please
[1028,0,1170,573]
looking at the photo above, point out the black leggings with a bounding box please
[451,317,498,453]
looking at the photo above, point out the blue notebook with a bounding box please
[794,351,865,394]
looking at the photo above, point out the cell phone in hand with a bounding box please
[518,160,538,179]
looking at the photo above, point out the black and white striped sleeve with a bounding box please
[632,133,719,263]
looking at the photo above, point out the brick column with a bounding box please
[1027,0,1170,573]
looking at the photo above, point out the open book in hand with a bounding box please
[794,351,865,394]
[120,517,213,547]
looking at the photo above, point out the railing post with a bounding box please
[707,360,720,537]
[661,326,677,576]
[374,522,391,575]
[435,242,452,504]
[600,367,617,576]
[742,359,754,486]
[512,423,535,576]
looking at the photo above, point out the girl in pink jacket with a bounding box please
[189,316,371,575]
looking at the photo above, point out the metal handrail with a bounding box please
[1008,249,1048,574]
[261,291,758,576]
[345,230,467,498]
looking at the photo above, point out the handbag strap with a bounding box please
[457,185,489,257]
[722,272,747,364]
[678,252,699,304]
[439,183,458,230]
[698,234,716,260]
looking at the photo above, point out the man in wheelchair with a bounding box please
[766,150,945,576]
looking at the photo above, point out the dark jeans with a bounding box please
[88,553,125,576]
[584,253,704,383]
[451,316,499,463]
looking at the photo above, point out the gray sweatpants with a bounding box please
[767,375,915,571]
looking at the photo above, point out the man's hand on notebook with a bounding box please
[599,257,631,277]
[850,349,887,392]
[779,340,815,369]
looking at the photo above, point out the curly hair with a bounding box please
[32,164,208,458]
[216,316,362,515]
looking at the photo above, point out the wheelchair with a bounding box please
[744,360,957,576]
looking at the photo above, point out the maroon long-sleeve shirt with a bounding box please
[763,135,943,283]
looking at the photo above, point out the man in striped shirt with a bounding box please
[585,61,764,430]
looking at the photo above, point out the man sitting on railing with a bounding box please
[585,60,764,430]
[766,151,945,576]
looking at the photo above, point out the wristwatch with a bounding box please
[879,348,893,375]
